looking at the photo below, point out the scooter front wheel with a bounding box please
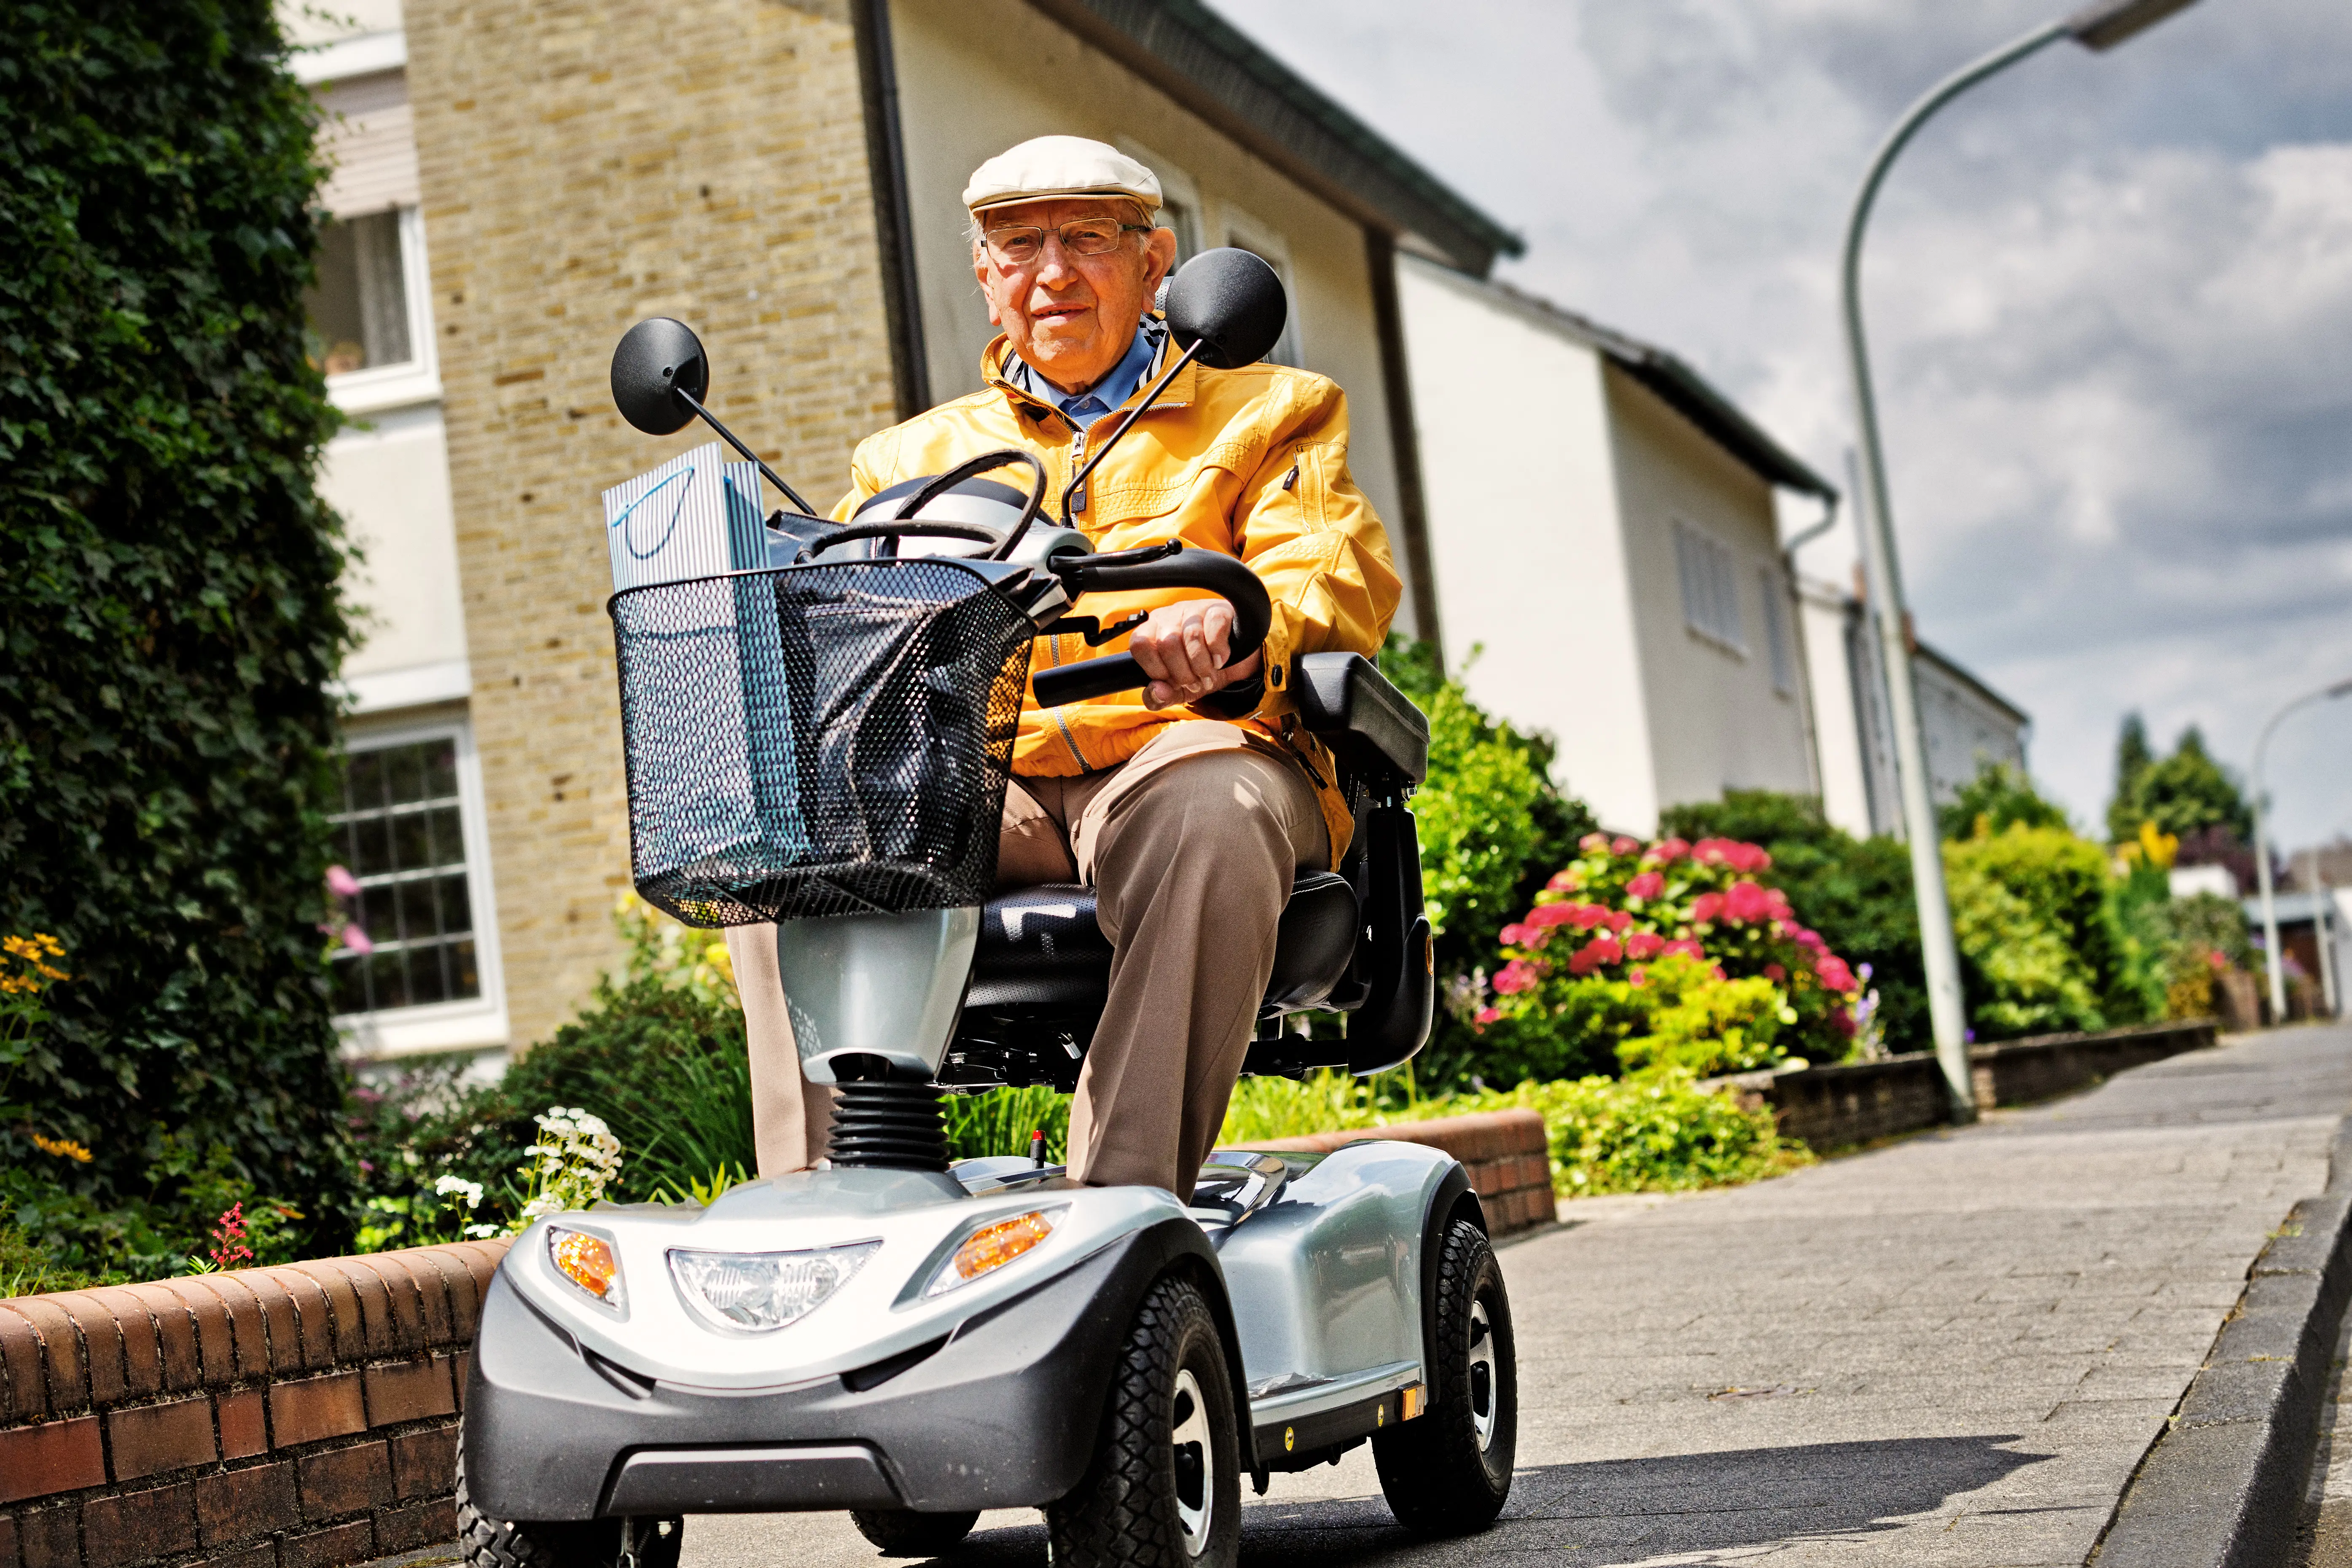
[1371,1215,1517,1534]
[455,1433,683,1568]
[1046,1272,1242,1568]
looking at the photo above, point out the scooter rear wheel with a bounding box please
[455,1434,683,1568]
[849,1508,979,1556]
[1046,1273,1241,1568]
[1371,1216,1516,1534]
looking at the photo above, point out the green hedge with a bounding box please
[0,2,354,1245]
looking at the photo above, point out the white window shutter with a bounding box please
[316,70,420,217]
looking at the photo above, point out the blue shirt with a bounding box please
[1008,317,1165,430]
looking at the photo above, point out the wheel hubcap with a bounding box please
[1171,1368,1215,1554]
[1467,1300,1497,1452]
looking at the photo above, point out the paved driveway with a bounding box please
[685,1026,2352,1568]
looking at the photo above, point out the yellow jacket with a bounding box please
[831,330,1402,856]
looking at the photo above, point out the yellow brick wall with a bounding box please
[404,0,900,1051]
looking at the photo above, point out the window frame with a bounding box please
[1759,564,1796,695]
[1220,207,1306,368]
[330,714,508,1057]
[321,204,441,416]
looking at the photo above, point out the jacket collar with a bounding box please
[983,312,1196,427]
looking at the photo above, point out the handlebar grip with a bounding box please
[1032,653,1149,707]
[1032,546,1274,708]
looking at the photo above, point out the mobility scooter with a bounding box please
[456,250,1519,1568]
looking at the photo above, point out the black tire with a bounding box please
[849,1508,980,1557]
[1046,1273,1242,1568]
[1372,1215,1516,1535]
[456,1430,683,1568]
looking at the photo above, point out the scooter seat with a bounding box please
[966,871,1360,1015]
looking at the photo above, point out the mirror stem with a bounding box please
[673,386,818,516]
[1059,336,1207,524]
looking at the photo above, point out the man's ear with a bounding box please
[974,249,1004,326]
[1144,227,1178,295]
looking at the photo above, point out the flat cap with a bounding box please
[963,135,1162,214]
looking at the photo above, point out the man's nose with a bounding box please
[1033,236,1081,287]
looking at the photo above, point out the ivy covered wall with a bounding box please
[0,0,355,1241]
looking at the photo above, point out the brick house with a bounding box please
[286,0,1516,1062]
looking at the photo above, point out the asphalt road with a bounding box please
[677,1027,2352,1568]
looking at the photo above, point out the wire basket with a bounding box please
[610,557,1034,925]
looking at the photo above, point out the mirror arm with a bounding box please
[671,385,818,517]
[1058,335,1207,524]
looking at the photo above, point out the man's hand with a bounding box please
[1128,599,1263,711]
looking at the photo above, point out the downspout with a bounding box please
[850,0,931,420]
[1365,228,1443,665]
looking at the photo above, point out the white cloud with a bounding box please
[1208,0,2352,846]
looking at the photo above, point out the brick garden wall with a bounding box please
[1253,1108,1558,1235]
[1732,1019,2220,1150]
[0,1242,510,1568]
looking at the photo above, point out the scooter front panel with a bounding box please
[500,1173,1182,1391]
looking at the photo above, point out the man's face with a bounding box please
[973,197,1178,396]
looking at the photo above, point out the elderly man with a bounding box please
[726,136,1399,1198]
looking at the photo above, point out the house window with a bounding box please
[330,732,482,1015]
[1159,193,1202,264]
[1760,567,1795,693]
[1674,521,1746,653]
[307,210,413,375]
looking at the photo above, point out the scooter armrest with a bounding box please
[1291,653,1428,787]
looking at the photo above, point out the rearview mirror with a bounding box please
[610,317,710,436]
[1164,248,1288,370]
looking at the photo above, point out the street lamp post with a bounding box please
[2252,678,2352,1020]
[1838,0,2202,1121]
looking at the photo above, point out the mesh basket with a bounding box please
[610,557,1035,926]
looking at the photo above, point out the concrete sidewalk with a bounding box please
[685,1026,2352,1568]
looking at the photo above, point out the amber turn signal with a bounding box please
[548,1225,626,1310]
[928,1208,1062,1296]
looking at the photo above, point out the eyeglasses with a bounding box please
[980,219,1153,268]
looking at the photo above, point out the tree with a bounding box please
[2105,712,2154,842]
[0,2,354,1242]
[2110,725,2253,844]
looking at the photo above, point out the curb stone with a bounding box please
[2090,1108,2352,1566]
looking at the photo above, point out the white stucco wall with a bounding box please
[1800,578,1875,838]
[1604,368,1813,823]
[886,0,1418,628]
[318,404,470,698]
[1916,652,2029,803]
[1397,258,1657,832]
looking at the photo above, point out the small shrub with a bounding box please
[1473,832,1864,1077]
[1943,823,2124,1039]
[1661,792,1926,1053]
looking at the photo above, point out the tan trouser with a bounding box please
[724,721,1326,1197]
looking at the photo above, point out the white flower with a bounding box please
[434,1174,485,1209]
[463,1223,501,1240]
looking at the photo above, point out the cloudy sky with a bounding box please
[1204,0,2352,851]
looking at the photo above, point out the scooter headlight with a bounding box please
[668,1242,879,1333]
[547,1225,626,1312]
[926,1207,1064,1297]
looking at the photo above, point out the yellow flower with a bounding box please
[30,1133,94,1163]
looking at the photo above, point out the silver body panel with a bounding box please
[502,1139,1454,1404]
[774,907,979,1082]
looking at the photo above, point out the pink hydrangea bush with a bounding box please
[1474,832,1865,1074]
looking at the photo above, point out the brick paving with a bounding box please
[681,1026,2352,1567]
